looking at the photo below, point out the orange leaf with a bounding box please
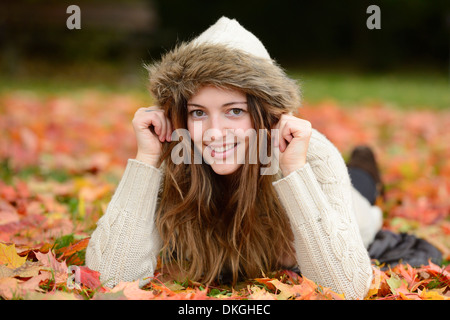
[295,277,321,300]
[393,263,419,290]
[254,277,276,291]
[59,237,90,260]
[108,280,155,299]
[420,260,450,287]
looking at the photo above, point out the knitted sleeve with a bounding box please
[85,159,163,288]
[272,130,373,299]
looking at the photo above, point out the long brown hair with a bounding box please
[155,88,295,285]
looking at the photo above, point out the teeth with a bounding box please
[209,144,236,153]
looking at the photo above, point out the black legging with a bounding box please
[348,167,443,268]
[348,167,377,205]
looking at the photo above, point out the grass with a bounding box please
[291,70,450,110]
[1,62,449,110]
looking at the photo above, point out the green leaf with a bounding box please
[386,274,403,294]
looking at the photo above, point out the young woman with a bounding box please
[86,17,378,299]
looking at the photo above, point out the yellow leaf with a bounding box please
[248,285,276,300]
[365,286,378,299]
[269,279,296,300]
[419,288,450,300]
[0,243,27,269]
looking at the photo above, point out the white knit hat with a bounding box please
[192,16,272,62]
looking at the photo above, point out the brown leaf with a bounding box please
[0,265,14,278]
[10,261,42,278]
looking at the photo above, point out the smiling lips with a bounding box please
[207,142,239,158]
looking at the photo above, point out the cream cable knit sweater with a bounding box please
[86,129,375,299]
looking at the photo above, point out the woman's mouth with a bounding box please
[207,143,239,158]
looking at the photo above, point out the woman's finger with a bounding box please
[278,124,288,153]
[156,111,168,142]
[141,107,173,143]
[142,108,165,139]
[279,118,296,152]
[166,117,173,142]
[280,121,294,144]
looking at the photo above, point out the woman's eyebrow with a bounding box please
[187,102,247,108]
[222,101,247,107]
[186,103,205,109]
[186,102,248,112]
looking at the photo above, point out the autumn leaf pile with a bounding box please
[0,90,449,300]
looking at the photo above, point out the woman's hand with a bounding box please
[132,106,172,167]
[273,114,312,177]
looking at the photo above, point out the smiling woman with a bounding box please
[86,17,379,299]
[186,86,253,175]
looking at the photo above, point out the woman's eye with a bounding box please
[191,110,205,118]
[229,108,243,116]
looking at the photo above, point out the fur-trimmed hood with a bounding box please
[146,18,301,113]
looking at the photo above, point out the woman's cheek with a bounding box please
[188,120,205,144]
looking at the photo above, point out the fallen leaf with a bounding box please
[0,265,14,278]
[248,285,276,300]
[0,243,27,269]
[419,288,450,300]
[24,290,81,300]
[35,251,67,273]
[69,265,106,292]
[58,237,90,260]
[269,279,298,300]
[18,273,48,293]
[0,277,20,299]
[109,280,156,300]
[420,259,450,287]
[35,251,68,284]
[9,260,42,278]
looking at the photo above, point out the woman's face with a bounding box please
[187,85,254,175]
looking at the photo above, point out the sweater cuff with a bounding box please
[272,163,328,226]
[111,159,162,221]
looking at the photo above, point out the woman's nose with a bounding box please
[209,114,223,130]
[205,115,229,141]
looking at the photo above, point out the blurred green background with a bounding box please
[0,0,449,109]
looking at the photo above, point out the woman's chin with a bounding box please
[210,163,243,175]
